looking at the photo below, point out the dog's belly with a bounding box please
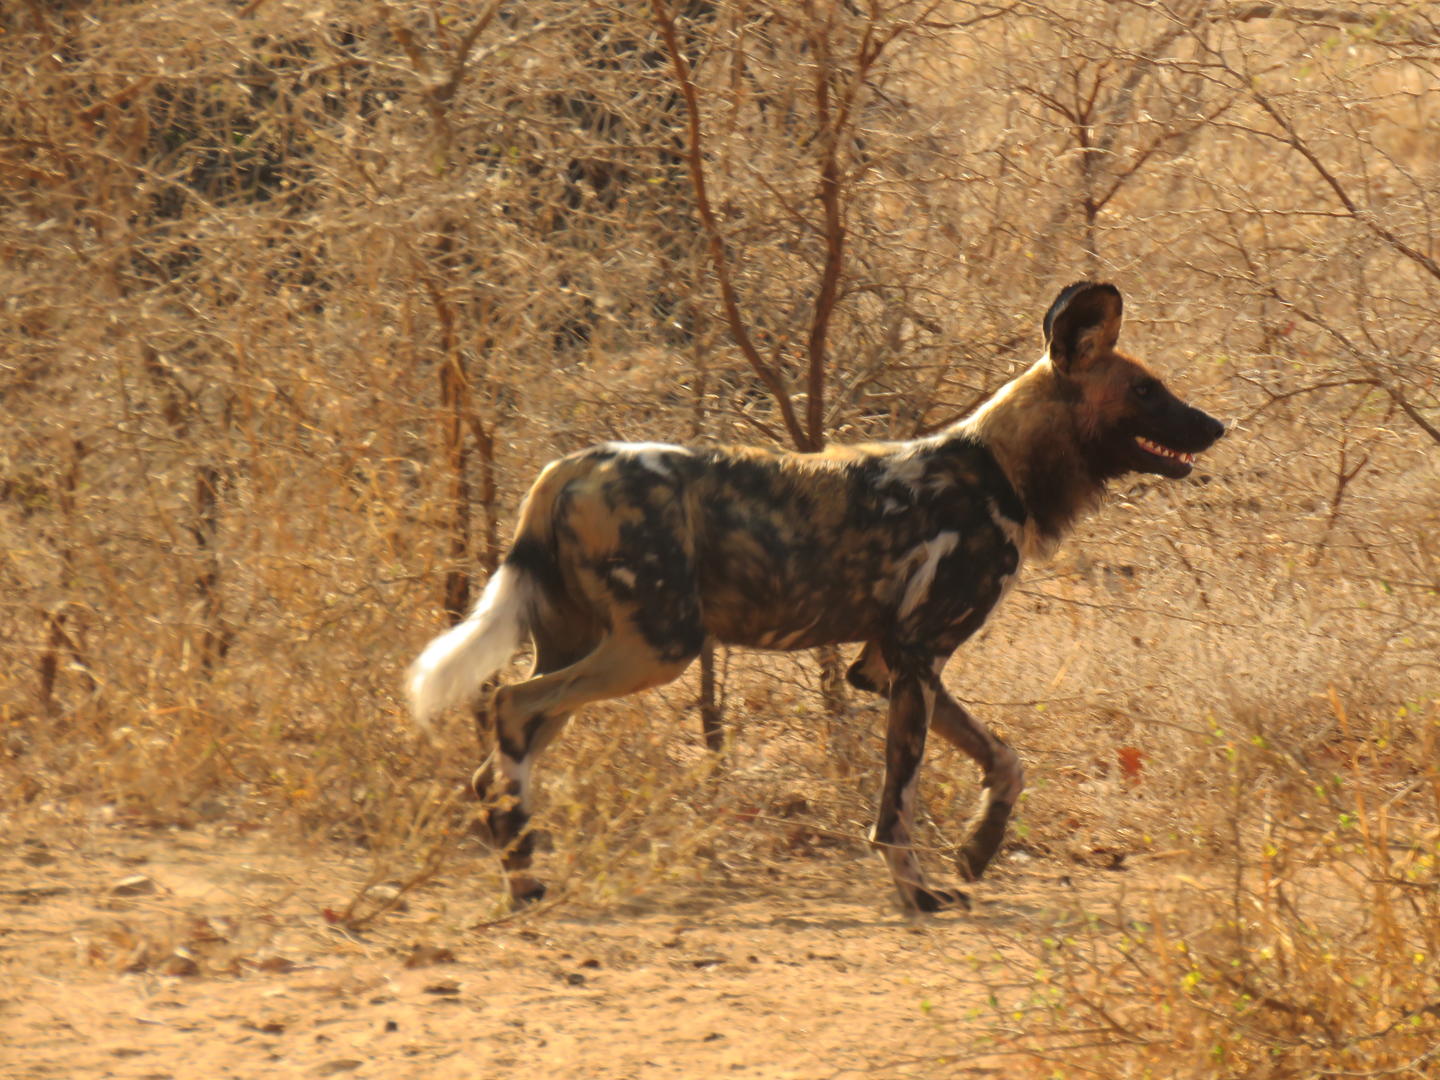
[701,585,889,651]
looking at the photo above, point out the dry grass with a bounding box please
[2,1,1438,1076]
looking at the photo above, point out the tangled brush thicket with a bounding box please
[2,3,1437,1075]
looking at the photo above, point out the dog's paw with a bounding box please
[908,884,971,914]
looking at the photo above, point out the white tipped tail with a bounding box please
[406,563,530,731]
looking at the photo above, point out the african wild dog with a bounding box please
[407,281,1225,913]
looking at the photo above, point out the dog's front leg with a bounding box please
[871,659,968,913]
[930,690,1024,881]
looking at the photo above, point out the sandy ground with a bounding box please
[1,818,1132,1079]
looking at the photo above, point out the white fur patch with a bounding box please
[881,453,926,491]
[987,495,1039,572]
[499,753,534,813]
[609,441,691,478]
[986,496,1025,549]
[898,531,960,617]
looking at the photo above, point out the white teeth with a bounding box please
[1136,436,1194,465]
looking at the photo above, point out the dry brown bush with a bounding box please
[2,1,1437,1075]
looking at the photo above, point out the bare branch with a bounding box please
[1268,285,1440,446]
[651,0,813,450]
[1247,87,1440,285]
[805,8,844,451]
[430,0,505,104]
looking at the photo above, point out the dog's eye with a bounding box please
[1132,380,1158,399]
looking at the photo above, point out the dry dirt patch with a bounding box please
[0,820,1138,1079]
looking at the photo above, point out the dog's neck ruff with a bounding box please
[951,358,1107,560]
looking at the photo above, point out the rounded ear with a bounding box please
[1042,282,1123,374]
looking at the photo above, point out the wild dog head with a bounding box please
[1043,281,1225,480]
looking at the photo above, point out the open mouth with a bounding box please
[1135,435,1196,466]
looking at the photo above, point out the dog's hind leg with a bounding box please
[930,688,1024,881]
[485,629,699,905]
[471,612,598,826]
[871,653,968,914]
